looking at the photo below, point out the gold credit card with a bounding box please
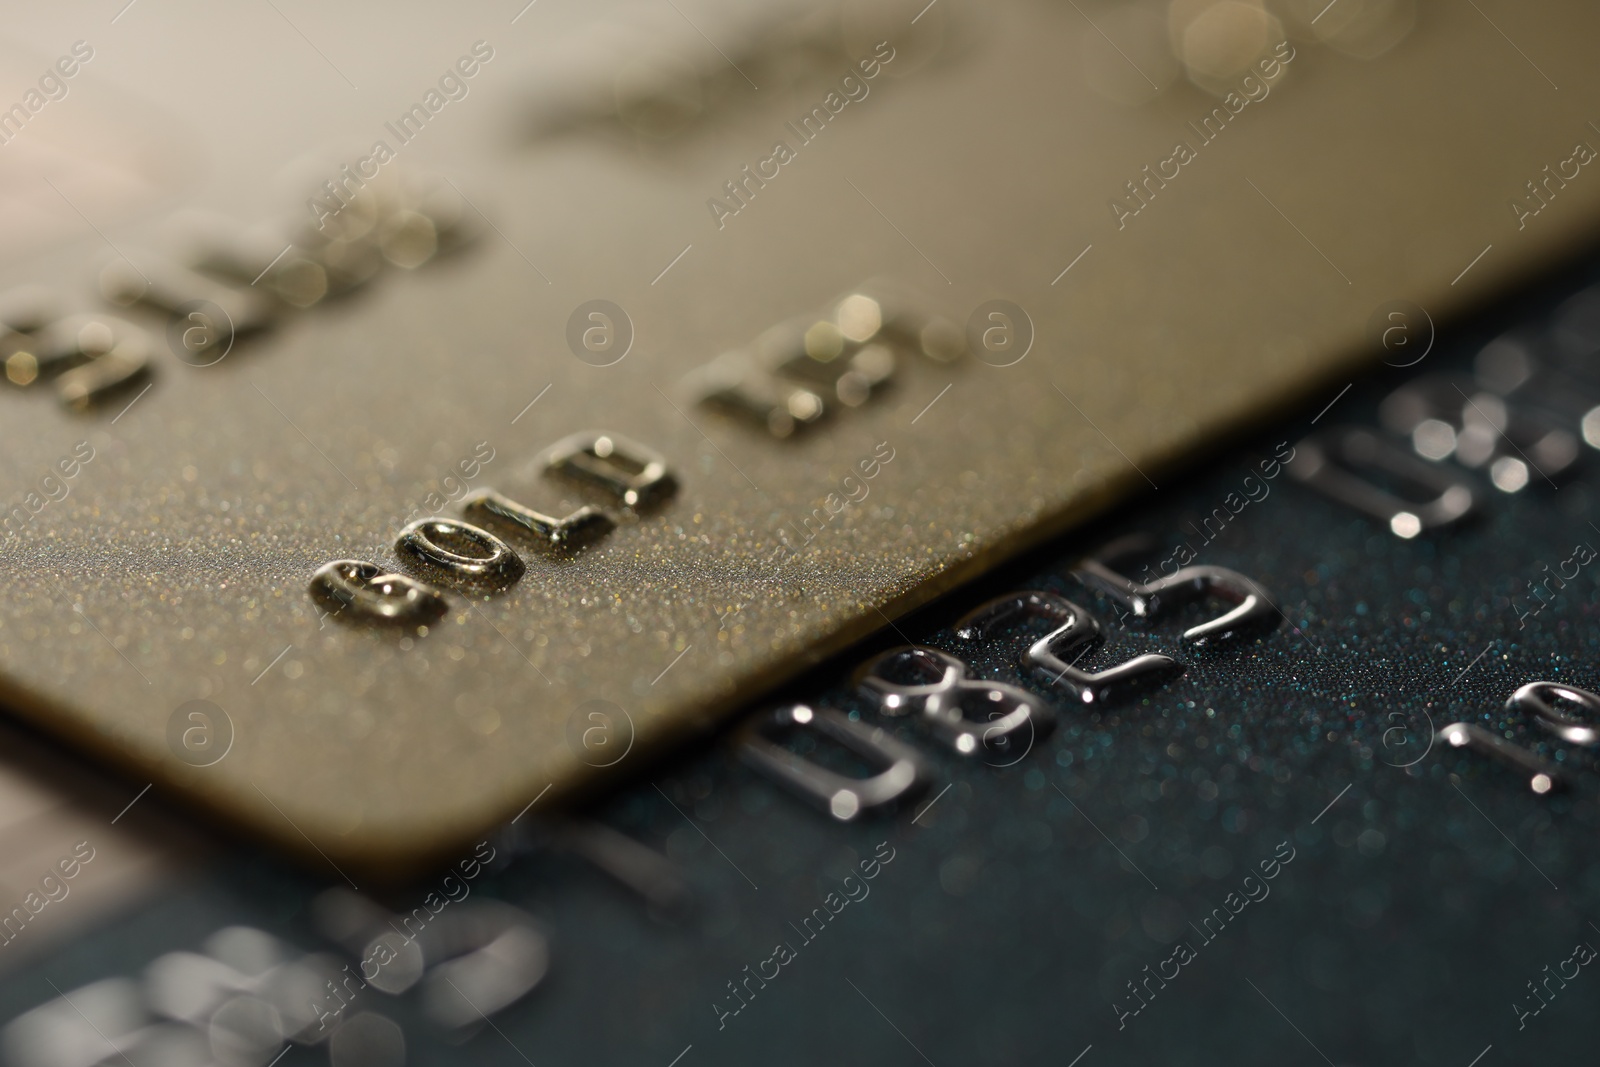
[1,0,1597,875]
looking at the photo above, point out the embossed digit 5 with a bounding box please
[953,591,1181,704]
[1072,555,1279,644]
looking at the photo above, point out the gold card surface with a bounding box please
[0,0,1595,874]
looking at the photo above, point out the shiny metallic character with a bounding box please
[1072,557,1278,644]
[855,645,1053,760]
[738,703,926,821]
[461,487,614,551]
[1438,721,1565,795]
[1287,427,1476,538]
[955,591,1182,703]
[1507,681,1600,747]
[310,559,449,624]
[542,431,677,508]
[395,518,525,589]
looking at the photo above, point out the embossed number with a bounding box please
[1072,554,1278,644]
[954,591,1182,704]
[855,645,1053,764]
[737,704,927,821]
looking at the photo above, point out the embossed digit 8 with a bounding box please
[855,646,1054,763]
